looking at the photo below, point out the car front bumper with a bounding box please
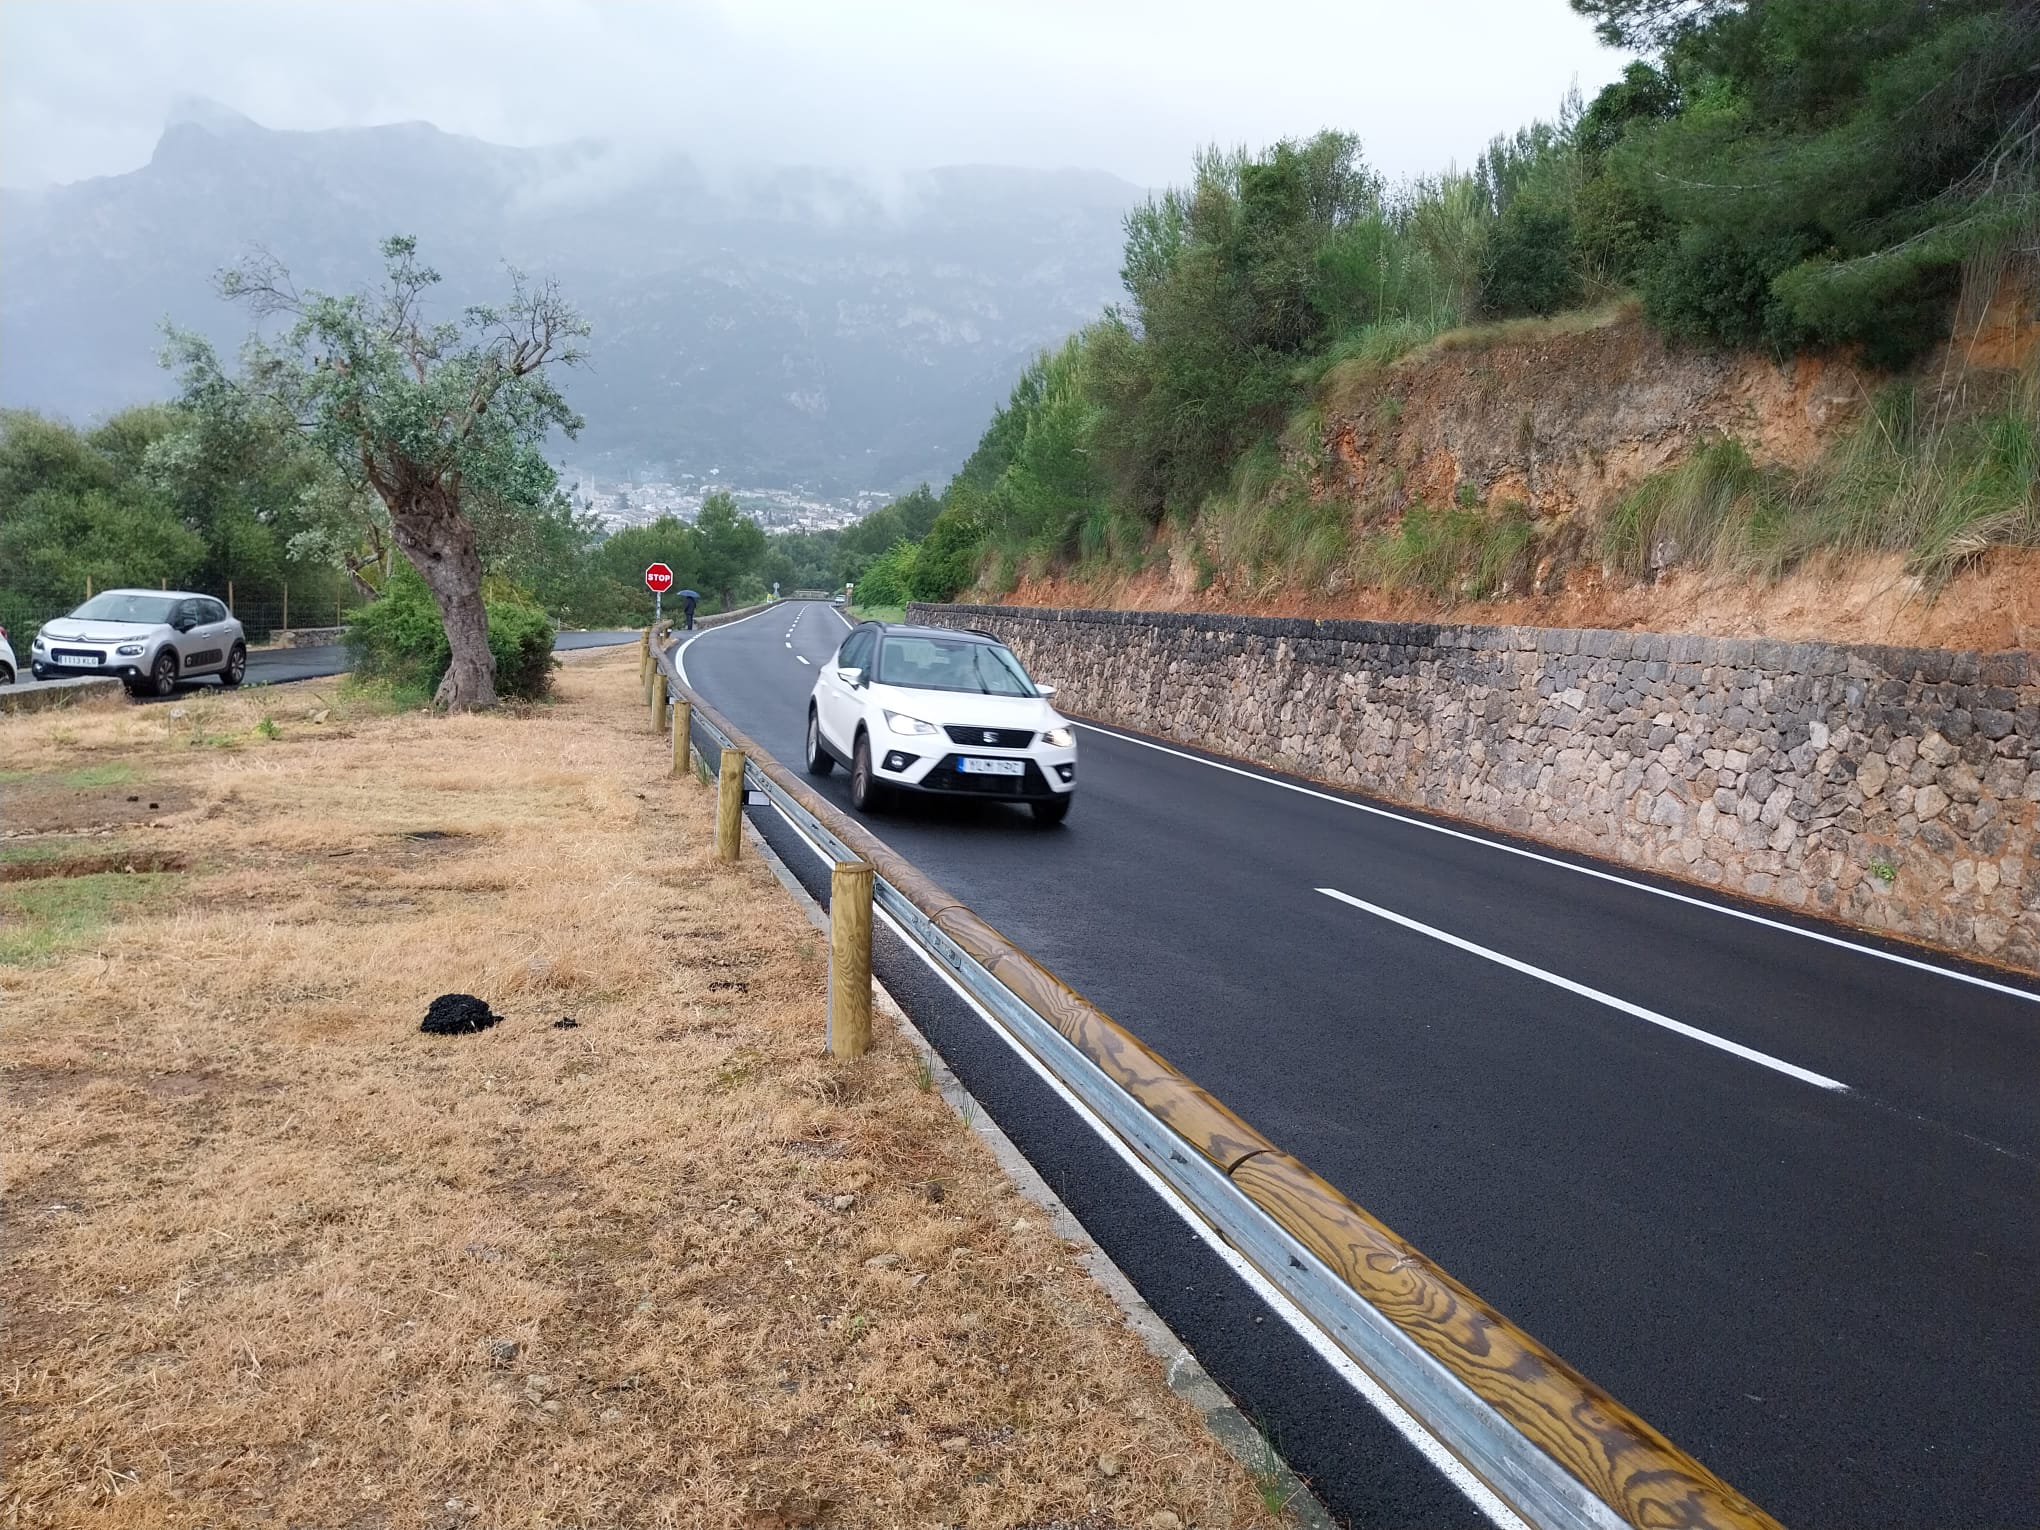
[874,743,1076,802]
[32,648,148,681]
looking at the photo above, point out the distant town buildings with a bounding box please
[562,469,892,535]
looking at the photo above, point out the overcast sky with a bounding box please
[1,0,1628,191]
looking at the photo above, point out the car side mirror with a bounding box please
[174,617,196,632]
[835,666,863,687]
[1037,683,1057,699]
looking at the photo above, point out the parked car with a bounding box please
[30,590,247,696]
[0,624,15,686]
[805,621,1076,824]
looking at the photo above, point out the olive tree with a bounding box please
[166,235,588,710]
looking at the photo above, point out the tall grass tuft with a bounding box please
[1599,370,2039,585]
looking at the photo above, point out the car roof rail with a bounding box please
[964,628,1001,641]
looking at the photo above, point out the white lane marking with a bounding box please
[796,655,809,665]
[1317,887,1850,1091]
[1078,722,2040,1006]
[753,796,1525,1529]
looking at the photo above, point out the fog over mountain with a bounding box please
[0,100,1140,495]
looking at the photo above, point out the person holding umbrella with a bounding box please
[679,589,700,630]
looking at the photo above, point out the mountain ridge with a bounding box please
[0,105,1141,496]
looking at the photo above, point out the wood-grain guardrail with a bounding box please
[650,623,1783,1530]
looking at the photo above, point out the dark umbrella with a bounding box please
[676,589,700,600]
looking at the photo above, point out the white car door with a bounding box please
[822,629,871,749]
[192,599,232,672]
[169,599,206,670]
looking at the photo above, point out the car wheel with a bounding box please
[805,707,834,777]
[849,732,884,813]
[0,663,13,687]
[146,650,178,698]
[1031,795,1072,826]
[220,643,247,687]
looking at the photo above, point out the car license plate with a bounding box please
[57,654,101,667]
[958,757,1024,776]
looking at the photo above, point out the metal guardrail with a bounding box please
[649,626,1784,1530]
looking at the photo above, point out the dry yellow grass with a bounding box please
[1,651,1283,1530]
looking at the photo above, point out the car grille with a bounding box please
[942,725,1034,749]
[922,755,1052,797]
[49,648,106,665]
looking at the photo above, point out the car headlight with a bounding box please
[115,643,146,656]
[883,709,938,736]
[1045,726,1075,748]
[31,635,46,650]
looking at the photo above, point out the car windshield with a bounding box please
[68,593,179,624]
[873,635,1036,696]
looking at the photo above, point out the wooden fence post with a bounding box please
[715,749,745,862]
[672,698,692,778]
[828,861,874,1059]
[281,582,288,634]
[650,670,667,732]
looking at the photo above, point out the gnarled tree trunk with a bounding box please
[389,484,497,711]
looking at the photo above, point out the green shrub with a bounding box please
[487,599,557,701]
[849,539,916,607]
[906,504,986,602]
[1478,202,1582,318]
[347,561,557,702]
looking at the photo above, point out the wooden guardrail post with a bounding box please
[650,669,667,731]
[828,861,874,1059]
[715,748,745,862]
[672,697,692,778]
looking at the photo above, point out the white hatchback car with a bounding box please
[30,589,247,696]
[806,622,1077,823]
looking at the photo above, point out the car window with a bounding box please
[204,600,229,624]
[176,600,202,628]
[873,636,1036,696]
[69,593,179,624]
[838,629,872,671]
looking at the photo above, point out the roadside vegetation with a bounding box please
[0,645,1286,1527]
[846,0,2040,609]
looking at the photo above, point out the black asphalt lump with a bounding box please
[419,993,502,1035]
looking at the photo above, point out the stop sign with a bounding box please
[645,563,675,593]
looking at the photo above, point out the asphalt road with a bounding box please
[12,629,641,693]
[683,600,2040,1530]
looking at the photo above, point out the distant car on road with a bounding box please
[831,594,847,607]
[805,621,1076,824]
[0,624,15,686]
[30,590,247,697]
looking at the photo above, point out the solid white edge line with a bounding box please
[1076,721,2040,1006]
[750,796,1527,1529]
[1318,887,1850,1092]
[796,655,809,665]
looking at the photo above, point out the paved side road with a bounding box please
[680,600,2040,1530]
[11,630,642,694]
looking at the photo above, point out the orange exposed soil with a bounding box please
[1001,543,2040,652]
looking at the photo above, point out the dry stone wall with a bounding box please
[911,602,2040,974]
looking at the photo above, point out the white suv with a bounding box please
[806,622,1077,824]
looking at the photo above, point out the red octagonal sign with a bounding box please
[644,563,675,593]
